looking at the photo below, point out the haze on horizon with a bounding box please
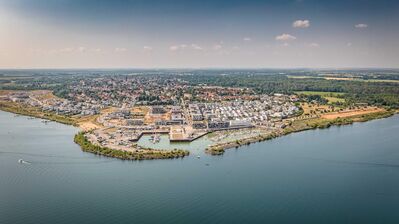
[0,0,398,69]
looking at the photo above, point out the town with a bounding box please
[0,75,300,152]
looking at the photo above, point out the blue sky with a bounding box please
[0,0,398,68]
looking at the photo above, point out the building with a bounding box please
[151,106,166,114]
[125,119,144,126]
[207,121,230,130]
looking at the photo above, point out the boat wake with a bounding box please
[18,159,31,164]
[0,151,113,165]
[1,151,88,159]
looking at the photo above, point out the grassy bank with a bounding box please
[206,132,280,155]
[284,110,395,134]
[74,132,189,160]
[206,110,396,155]
[0,101,76,126]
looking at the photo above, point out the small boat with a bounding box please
[18,159,31,164]
[152,134,160,144]
[197,155,201,159]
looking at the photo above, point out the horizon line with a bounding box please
[1,67,399,71]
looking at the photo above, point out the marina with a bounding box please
[1,0,398,222]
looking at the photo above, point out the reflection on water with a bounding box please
[1,111,399,224]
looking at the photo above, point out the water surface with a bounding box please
[1,111,399,224]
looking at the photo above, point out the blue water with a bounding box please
[1,111,399,224]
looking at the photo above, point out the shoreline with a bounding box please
[1,101,396,160]
[205,110,397,155]
[0,102,190,160]
[74,132,189,160]
[0,101,77,126]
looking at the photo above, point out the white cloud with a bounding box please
[292,20,310,28]
[143,46,153,51]
[191,44,203,50]
[60,47,74,53]
[347,42,352,47]
[355,23,368,28]
[169,45,179,51]
[213,44,222,50]
[57,47,102,53]
[309,43,320,47]
[243,37,251,41]
[275,33,297,41]
[44,47,94,54]
[170,44,203,51]
[115,47,127,52]
[282,43,290,47]
[77,47,86,52]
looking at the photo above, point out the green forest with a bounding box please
[181,74,399,108]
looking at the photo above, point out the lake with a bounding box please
[1,110,398,224]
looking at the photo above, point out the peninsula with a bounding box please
[1,70,398,160]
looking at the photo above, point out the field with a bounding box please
[324,77,355,81]
[288,75,399,83]
[300,103,331,115]
[287,75,322,79]
[321,107,384,119]
[363,79,399,83]
[76,115,102,131]
[295,91,345,104]
[295,91,345,97]
[0,90,14,95]
[324,96,345,103]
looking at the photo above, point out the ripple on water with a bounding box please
[1,111,399,224]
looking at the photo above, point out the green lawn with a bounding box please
[295,91,345,104]
[295,91,345,97]
[325,96,345,103]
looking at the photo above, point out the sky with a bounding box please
[0,0,398,69]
